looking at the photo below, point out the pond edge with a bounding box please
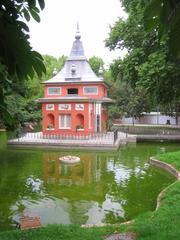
[82,156,180,228]
[149,157,180,210]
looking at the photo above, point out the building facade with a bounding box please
[37,28,113,135]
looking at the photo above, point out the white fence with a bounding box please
[8,131,125,146]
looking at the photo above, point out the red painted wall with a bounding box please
[44,83,107,99]
[42,82,109,135]
[42,102,95,135]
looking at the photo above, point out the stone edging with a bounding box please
[149,157,180,210]
[149,157,180,180]
[81,220,133,228]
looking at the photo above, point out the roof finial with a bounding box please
[77,22,79,32]
[52,66,57,77]
[75,22,81,40]
[98,66,103,80]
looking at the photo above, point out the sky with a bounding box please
[28,0,127,66]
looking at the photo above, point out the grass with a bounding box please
[156,151,180,171]
[132,181,180,240]
[0,224,127,240]
[1,151,180,239]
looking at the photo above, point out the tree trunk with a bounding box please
[132,116,135,126]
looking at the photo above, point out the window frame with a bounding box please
[59,114,71,129]
[67,88,78,95]
[47,87,61,95]
[83,86,98,95]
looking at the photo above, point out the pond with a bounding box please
[0,131,179,231]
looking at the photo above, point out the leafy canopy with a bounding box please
[88,56,104,76]
[144,0,180,57]
[0,0,46,126]
[105,0,180,123]
[0,0,46,80]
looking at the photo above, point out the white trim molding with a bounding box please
[59,104,71,110]
[46,104,54,110]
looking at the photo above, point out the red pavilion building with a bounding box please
[37,27,113,135]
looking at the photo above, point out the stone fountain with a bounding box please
[59,155,80,164]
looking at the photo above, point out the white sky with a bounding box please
[28,0,127,66]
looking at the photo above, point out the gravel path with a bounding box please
[104,233,136,240]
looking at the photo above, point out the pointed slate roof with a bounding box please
[43,26,103,84]
[69,24,85,58]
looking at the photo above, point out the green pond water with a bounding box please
[0,131,179,231]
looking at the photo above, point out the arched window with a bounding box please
[46,114,55,129]
[76,114,84,130]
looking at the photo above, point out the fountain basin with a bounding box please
[59,155,80,164]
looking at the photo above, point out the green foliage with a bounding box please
[6,94,42,128]
[88,56,104,75]
[106,0,180,123]
[0,0,46,127]
[137,48,180,103]
[108,81,151,126]
[109,59,122,82]
[0,0,46,80]
[1,55,66,130]
[0,224,125,240]
[144,0,180,57]
[42,55,66,80]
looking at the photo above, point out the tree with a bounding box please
[0,0,46,126]
[88,56,104,76]
[0,0,46,79]
[106,0,180,124]
[144,0,180,57]
[42,55,67,80]
[108,81,151,127]
[3,55,66,130]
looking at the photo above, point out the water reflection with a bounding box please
[0,141,178,230]
[42,153,123,225]
[39,149,173,225]
[43,153,106,186]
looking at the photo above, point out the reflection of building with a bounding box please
[43,153,105,186]
[37,26,113,135]
[42,152,125,225]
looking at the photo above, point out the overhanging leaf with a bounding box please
[29,8,40,22]
[23,8,30,22]
[38,0,45,10]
